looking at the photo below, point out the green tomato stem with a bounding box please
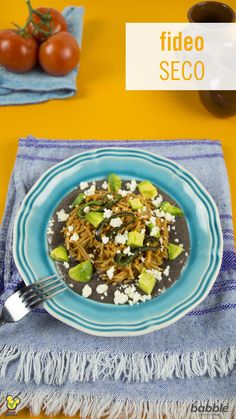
[13,0,53,38]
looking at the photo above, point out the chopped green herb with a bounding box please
[71,193,86,208]
[95,211,136,242]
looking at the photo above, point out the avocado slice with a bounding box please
[127,230,144,247]
[160,201,183,216]
[108,173,122,193]
[71,193,86,208]
[168,243,184,260]
[138,181,157,199]
[50,246,69,262]
[68,260,93,282]
[138,269,156,294]
[129,198,143,210]
[85,211,104,227]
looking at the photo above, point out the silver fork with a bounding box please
[0,274,66,325]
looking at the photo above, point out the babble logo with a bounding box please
[6,396,20,416]
[191,401,229,413]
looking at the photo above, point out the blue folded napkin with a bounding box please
[0,7,84,106]
[0,137,235,417]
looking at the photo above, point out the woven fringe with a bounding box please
[0,391,235,418]
[0,344,236,385]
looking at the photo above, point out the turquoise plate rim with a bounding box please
[13,148,223,336]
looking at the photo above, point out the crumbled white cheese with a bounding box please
[126,179,137,192]
[110,217,123,228]
[84,184,96,196]
[124,285,152,304]
[149,216,157,225]
[106,266,115,280]
[114,290,129,305]
[141,294,152,302]
[185,252,189,257]
[174,238,179,243]
[152,195,163,207]
[153,209,175,223]
[102,236,109,244]
[118,189,128,197]
[47,228,54,235]
[103,208,113,219]
[96,284,109,294]
[132,291,143,304]
[68,226,74,232]
[56,209,69,222]
[140,256,145,263]
[140,228,146,235]
[165,212,175,222]
[124,284,136,296]
[107,194,113,199]
[102,181,108,190]
[80,181,89,190]
[123,246,133,256]
[150,226,159,237]
[163,265,170,276]
[83,206,90,214]
[100,296,105,300]
[146,269,162,281]
[179,243,184,248]
[114,231,128,245]
[82,285,92,298]
[172,226,176,230]
[153,209,166,218]
[63,262,70,269]
[70,232,79,242]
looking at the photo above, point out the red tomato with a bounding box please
[39,32,80,77]
[0,30,38,73]
[27,7,67,41]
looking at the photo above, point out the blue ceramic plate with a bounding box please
[13,148,223,336]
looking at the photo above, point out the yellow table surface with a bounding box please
[1,0,236,417]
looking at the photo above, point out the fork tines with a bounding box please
[19,274,66,309]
